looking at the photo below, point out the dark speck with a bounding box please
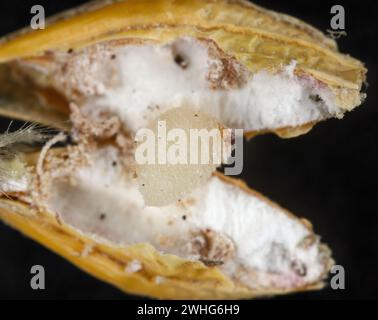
[111,54,116,60]
[174,54,189,69]
[182,215,187,220]
[200,259,224,267]
[67,48,73,54]
[112,161,117,167]
[194,114,198,117]
[309,94,322,103]
[291,260,307,277]
[99,213,106,220]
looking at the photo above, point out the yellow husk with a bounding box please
[0,0,365,92]
[0,0,359,299]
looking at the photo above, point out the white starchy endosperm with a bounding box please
[16,37,343,135]
[76,38,340,133]
[43,146,330,290]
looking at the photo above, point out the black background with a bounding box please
[0,0,377,300]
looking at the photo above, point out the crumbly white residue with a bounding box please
[154,276,166,284]
[76,37,339,133]
[125,259,142,273]
[0,176,28,192]
[81,243,94,257]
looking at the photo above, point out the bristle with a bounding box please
[0,122,54,192]
[0,122,50,150]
